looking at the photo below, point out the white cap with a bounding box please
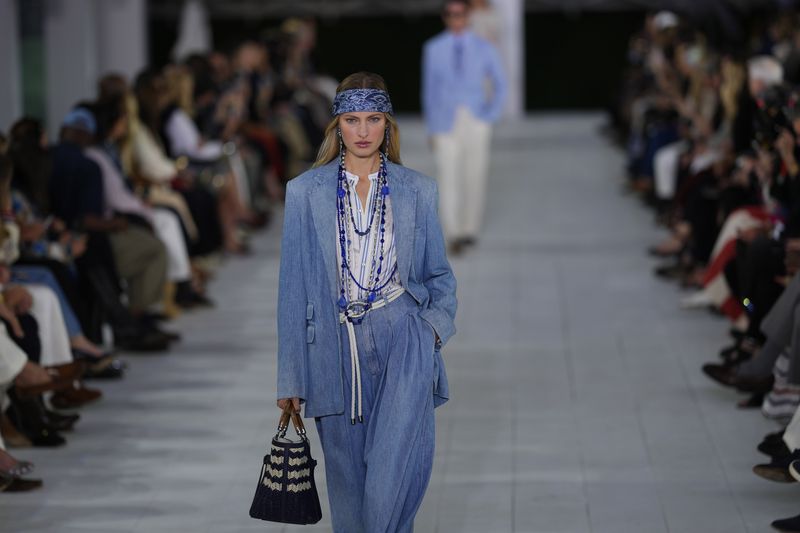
[653,11,679,31]
[748,55,784,86]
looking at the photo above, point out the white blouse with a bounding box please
[338,169,402,304]
[164,108,223,162]
[130,125,177,183]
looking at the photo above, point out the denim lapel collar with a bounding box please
[308,160,417,299]
[387,162,416,287]
[309,161,339,302]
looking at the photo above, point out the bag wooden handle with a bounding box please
[277,402,307,440]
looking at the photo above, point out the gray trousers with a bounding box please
[109,226,168,312]
[740,273,800,384]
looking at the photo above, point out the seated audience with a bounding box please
[613,8,800,530]
[0,19,330,495]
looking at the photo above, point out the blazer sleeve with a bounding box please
[276,182,308,402]
[421,42,437,135]
[418,182,458,346]
[483,42,507,123]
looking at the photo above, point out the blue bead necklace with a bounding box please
[336,150,396,323]
[344,167,382,237]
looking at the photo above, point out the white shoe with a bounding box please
[789,460,800,483]
[680,291,712,309]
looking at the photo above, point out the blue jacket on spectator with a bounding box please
[276,160,457,418]
[422,29,507,135]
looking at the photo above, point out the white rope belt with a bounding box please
[339,288,406,424]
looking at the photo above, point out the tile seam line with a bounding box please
[555,257,592,532]
[664,294,750,530]
[616,332,672,533]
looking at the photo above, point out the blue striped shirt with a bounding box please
[339,170,402,303]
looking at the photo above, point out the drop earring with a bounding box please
[337,128,344,156]
[383,127,390,156]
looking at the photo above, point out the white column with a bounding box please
[44,0,99,138]
[171,0,211,61]
[96,0,148,81]
[0,0,22,132]
[493,0,525,119]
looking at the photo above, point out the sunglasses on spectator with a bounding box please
[443,10,467,18]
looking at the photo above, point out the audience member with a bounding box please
[0,18,330,494]
[613,8,800,530]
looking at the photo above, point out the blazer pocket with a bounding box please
[306,324,315,344]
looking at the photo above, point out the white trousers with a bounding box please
[784,404,800,452]
[26,284,73,368]
[0,324,27,451]
[152,208,192,282]
[229,150,253,211]
[0,324,27,386]
[689,149,720,175]
[654,140,686,200]
[433,107,492,242]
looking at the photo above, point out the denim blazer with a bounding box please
[276,160,457,418]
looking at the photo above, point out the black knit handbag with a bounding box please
[249,404,323,525]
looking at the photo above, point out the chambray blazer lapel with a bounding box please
[387,162,417,288]
[308,161,339,303]
[306,160,418,302]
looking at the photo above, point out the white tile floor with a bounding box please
[0,114,796,532]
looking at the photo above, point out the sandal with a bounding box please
[0,472,12,493]
[71,349,118,364]
[721,337,760,366]
[6,460,34,477]
[0,470,43,492]
[647,238,684,257]
[83,358,126,380]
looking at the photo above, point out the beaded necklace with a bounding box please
[336,151,397,323]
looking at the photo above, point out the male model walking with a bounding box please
[422,0,507,255]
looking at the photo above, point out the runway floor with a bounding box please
[0,114,796,533]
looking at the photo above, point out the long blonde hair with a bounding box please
[313,72,402,167]
[720,58,745,123]
[163,64,195,117]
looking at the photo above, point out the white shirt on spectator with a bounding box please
[85,147,154,224]
[131,125,178,183]
[164,108,223,161]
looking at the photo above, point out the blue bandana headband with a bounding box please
[332,88,394,116]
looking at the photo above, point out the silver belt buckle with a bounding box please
[346,300,370,320]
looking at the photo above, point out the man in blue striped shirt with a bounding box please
[422,0,507,255]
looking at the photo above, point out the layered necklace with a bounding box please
[336,150,397,323]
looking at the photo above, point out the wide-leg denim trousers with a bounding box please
[315,292,437,533]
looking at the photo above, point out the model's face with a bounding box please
[339,112,386,158]
[443,2,469,33]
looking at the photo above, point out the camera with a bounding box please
[753,84,797,151]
